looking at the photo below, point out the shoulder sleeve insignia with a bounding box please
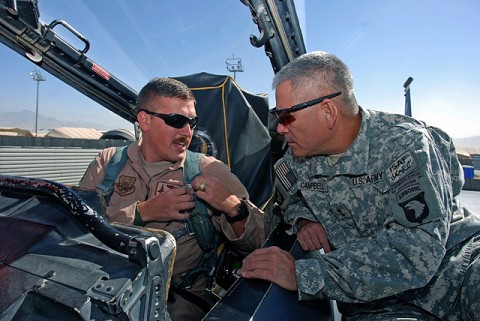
[274,160,297,192]
[385,151,418,185]
[399,192,429,223]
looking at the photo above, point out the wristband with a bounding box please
[133,201,146,226]
[225,200,249,223]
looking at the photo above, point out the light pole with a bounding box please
[403,77,413,117]
[225,54,243,80]
[30,68,46,136]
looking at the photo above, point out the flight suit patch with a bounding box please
[157,183,177,193]
[114,175,136,196]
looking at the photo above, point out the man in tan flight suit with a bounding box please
[80,77,265,321]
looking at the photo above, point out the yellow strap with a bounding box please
[190,76,232,168]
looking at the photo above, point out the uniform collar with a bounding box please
[339,106,371,175]
[132,138,186,178]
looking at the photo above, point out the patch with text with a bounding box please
[350,172,384,187]
[386,151,418,185]
[395,171,422,202]
[298,180,328,192]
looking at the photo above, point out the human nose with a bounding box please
[276,122,288,135]
[179,123,193,135]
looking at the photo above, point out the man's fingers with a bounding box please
[168,187,187,195]
[321,234,332,253]
[298,221,332,252]
[238,247,298,291]
[298,229,321,251]
[297,236,314,251]
[241,247,290,273]
[239,266,274,281]
[170,212,189,221]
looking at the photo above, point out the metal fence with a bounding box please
[0,146,103,185]
[0,136,131,186]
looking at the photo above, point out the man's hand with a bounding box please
[137,187,195,222]
[297,219,332,253]
[238,246,297,291]
[192,175,239,214]
[192,175,247,236]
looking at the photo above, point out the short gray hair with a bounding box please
[272,51,358,115]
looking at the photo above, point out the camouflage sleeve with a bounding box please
[272,155,316,235]
[386,125,454,230]
[427,125,464,198]
[295,125,454,302]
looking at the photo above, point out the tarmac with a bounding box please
[459,190,480,213]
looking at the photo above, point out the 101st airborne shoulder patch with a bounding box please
[399,191,429,223]
[391,164,432,225]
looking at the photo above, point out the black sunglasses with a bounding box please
[270,92,342,125]
[140,109,198,129]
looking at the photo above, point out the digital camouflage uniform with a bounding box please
[272,107,480,320]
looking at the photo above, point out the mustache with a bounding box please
[173,135,191,146]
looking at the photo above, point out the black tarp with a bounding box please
[175,72,272,208]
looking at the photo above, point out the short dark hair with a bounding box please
[136,78,195,113]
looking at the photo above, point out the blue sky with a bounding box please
[1,0,479,138]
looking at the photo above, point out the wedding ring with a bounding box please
[199,182,208,192]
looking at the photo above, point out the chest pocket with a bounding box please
[301,187,357,249]
[301,177,392,249]
[347,179,391,238]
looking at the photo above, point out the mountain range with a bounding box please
[1,109,479,148]
[0,109,123,133]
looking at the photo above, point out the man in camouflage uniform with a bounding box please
[239,51,480,320]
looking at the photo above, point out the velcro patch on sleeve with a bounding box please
[385,151,418,186]
[389,169,444,227]
[275,160,297,193]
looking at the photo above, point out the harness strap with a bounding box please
[171,151,219,291]
[99,148,219,292]
[96,145,129,204]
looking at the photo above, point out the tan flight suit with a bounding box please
[80,139,265,321]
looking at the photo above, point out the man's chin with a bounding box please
[162,150,187,163]
[291,147,307,158]
[176,149,188,161]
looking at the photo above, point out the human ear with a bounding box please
[323,101,337,129]
[137,111,150,130]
